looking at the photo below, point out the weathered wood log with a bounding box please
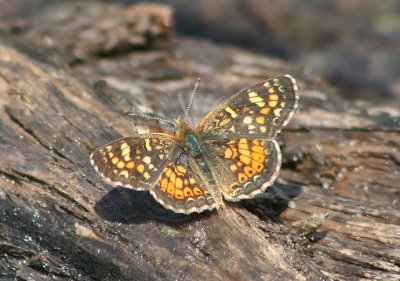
[1,2,399,281]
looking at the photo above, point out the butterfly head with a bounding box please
[174,118,194,140]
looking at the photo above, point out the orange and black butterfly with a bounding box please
[90,75,298,214]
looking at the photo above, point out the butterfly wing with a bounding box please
[150,154,217,214]
[197,75,298,200]
[203,138,281,200]
[197,75,298,140]
[90,133,179,190]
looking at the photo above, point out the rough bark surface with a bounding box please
[0,1,399,281]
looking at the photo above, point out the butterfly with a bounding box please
[90,75,298,214]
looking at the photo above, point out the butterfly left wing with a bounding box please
[150,154,217,214]
[197,75,298,140]
[90,134,179,190]
[203,138,281,200]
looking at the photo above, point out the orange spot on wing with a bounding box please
[244,166,256,177]
[260,108,270,114]
[165,168,173,177]
[137,164,144,173]
[238,173,248,183]
[126,162,135,169]
[117,161,125,169]
[184,187,194,197]
[176,177,183,189]
[238,143,249,150]
[112,157,119,165]
[167,182,174,195]
[176,165,187,174]
[239,155,251,165]
[251,151,265,163]
[161,178,168,190]
[224,148,233,158]
[269,100,278,107]
[231,148,238,157]
[252,145,264,154]
[269,93,278,100]
[256,116,265,124]
[170,172,176,183]
[175,189,184,199]
[252,160,264,172]
[193,187,202,195]
[239,148,251,156]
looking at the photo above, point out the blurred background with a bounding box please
[2,0,399,106]
[129,0,399,106]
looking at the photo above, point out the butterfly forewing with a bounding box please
[90,134,179,190]
[197,75,298,140]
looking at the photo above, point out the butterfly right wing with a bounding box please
[90,134,179,190]
[197,75,298,140]
[203,138,281,201]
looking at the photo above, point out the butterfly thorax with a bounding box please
[174,119,203,158]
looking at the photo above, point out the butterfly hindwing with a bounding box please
[150,154,216,214]
[204,138,281,200]
[90,134,178,190]
[197,75,298,139]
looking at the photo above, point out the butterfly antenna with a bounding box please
[125,112,175,127]
[184,78,201,122]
